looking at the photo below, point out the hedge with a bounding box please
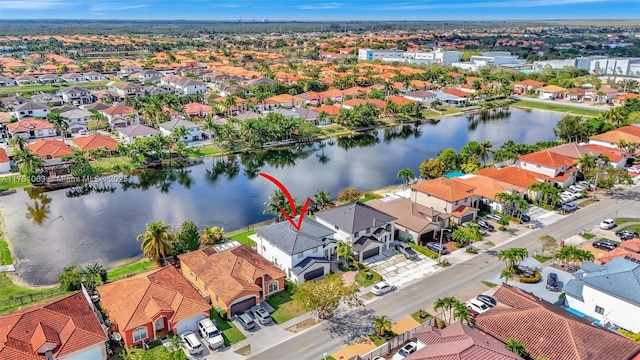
[519,270,541,283]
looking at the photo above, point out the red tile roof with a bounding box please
[518,150,575,169]
[7,119,54,134]
[411,177,475,202]
[27,139,74,159]
[341,98,368,107]
[312,105,341,116]
[598,238,640,264]
[97,267,209,334]
[101,105,137,116]
[71,134,119,151]
[387,95,418,106]
[475,284,640,360]
[583,143,631,163]
[442,88,470,98]
[515,79,544,88]
[476,167,547,188]
[0,148,9,163]
[0,293,108,360]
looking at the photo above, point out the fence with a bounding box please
[0,288,63,312]
[226,219,276,237]
[353,317,437,360]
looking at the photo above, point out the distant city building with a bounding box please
[451,51,526,71]
[357,48,462,66]
[533,56,640,77]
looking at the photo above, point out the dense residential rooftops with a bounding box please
[27,139,75,159]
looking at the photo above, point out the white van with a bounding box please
[198,318,224,350]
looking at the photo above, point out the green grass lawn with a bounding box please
[481,280,498,288]
[580,233,596,240]
[368,334,391,346]
[376,117,396,126]
[228,231,257,248]
[421,109,441,118]
[354,268,382,287]
[406,242,439,259]
[320,125,350,136]
[533,255,552,263]
[210,309,246,346]
[146,341,188,360]
[359,191,383,203]
[266,282,307,324]
[438,106,462,115]
[94,156,136,172]
[0,174,31,191]
[106,258,159,282]
[578,199,599,208]
[0,80,110,95]
[0,240,12,265]
[622,224,640,234]
[411,310,433,324]
[0,273,68,314]
[189,145,224,157]
[615,217,640,225]
[513,100,604,117]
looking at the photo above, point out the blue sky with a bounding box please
[0,0,637,20]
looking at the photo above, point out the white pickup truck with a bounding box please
[198,318,224,350]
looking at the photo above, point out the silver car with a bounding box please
[180,331,203,355]
[371,281,395,296]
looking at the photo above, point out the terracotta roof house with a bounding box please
[516,150,577,187]
[312,104,341,117]
[72,134,119,151]
[27,139,75,159]
[178,244,285,316]
[583,143,631,168]
[451,174,526,213]
[564,257,640,333]
[513,79,544,95]
[0,148,10,174]
[407,321,522,360]
[411,178,479,224]
[476,167,548,189]
[475,284,640,360]
[97,266,210,346]
[101,106,139,129]
[611,93,639,106]
[318,89,344,102]
[367,197,449,244]
[387,95,419,106]
[537,85,568,100]
[7,119,56,139]
[315,202,396,262]
[0,292,109,360]
[597,238,640,265]
[340,98,368,109]
[589,125,640,150]
[183,102,212,117]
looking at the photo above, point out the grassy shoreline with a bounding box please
[512,100,605,117]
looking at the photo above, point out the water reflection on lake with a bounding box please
[0,108,563,285]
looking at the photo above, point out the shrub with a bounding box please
[466,247,478,254]
[519,270,541,283]
[219,309,227,320]
[498,226,507,231]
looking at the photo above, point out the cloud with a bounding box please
[296,2,342,9]
[0,0,70,10]
[220,4,242,7]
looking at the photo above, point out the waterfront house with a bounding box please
[27,138,75,159]
[178,244,285,316]
[410,177,479,224]
[513,79,544,95]
[403,90,437,105]
[537,85,567,100]
[450,174,526,213]
[588,125,640,149]
[158,119,202,143]
[72,134,119,154]
[516,150,577,188]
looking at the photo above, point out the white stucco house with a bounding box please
[253,217,337,283]
[315,202,396,262]
[158,119,202,143]
[563,257,640,333]
[116,124,160,144]
[12,101,49,120]
[61,108,92,134]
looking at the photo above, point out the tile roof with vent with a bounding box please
[407,322,521,360]
[518,150,576,169]
[97,266,209,334]
[316,202,396,234]
[27,139,74,159]
[255,217,336,255]
[547,143,602,159]
[178,244,285,305]
[474,284,640,360]
[411,177,476,202]
[71,134,119,151]
[598,238,640,264]
[476,167,548,188]
[0,292,108,360]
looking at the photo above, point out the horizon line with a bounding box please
[2,18,639,22]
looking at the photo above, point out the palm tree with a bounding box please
[500,269,514,283]
[312,189,334,210]
[136,221,174,264]
[14,148,44,175]
[9,136,27,151]
[577,154,596,177]
[200,226,225,246]
[498,247,529,272]
[263,190,288,222]
[336,240,354,266]
[47,109,69,138]
[453,300,473,325]
[505,338,527,357]
[201,114,217,143]
[433,296,458,324]
[224,95,237,116]
[479,140,493,165]
[373,315,392,337]
[397,168,415,186]
[172,125,189,142]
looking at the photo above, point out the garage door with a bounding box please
[460,213,475,224]
[362,247,380,260]
[174,313,207,336]
[304,267,325,281]
[230,297,256,316]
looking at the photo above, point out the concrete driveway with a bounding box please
[512,265,574,305]
[362,249,432,279]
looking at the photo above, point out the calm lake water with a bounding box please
[0,108,563,285]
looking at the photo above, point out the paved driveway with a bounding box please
[512,265,574,305]
[362,250,431,279]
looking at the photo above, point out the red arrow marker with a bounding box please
[259,172,311,231]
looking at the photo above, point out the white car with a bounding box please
[467,299,490,314]
[180,331,204,355]
[371,281,395,296]
[600,218,616,230]
[392,342,418,360]
[198,318,224,349]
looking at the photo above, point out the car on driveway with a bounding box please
[560,203,578,213]
[234,313,256,330]
[425,242,449,255]
[250,305,272,325]
[394,242,418,259]
[371,281,396,296]
[546,272,560,292]
[180,331,204,355]
[476,294,497,307]
[616,229,638,238]
[476,219,495,231]
[392,342,418,360]
[467,299,490,314]
[592,240,618,251]
[198,318,224,350]
[600,218,616,230]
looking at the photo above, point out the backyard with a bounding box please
[513,100,605,117]
[228,230,257,248]
[266,282,307,324]
[106,258,159,281]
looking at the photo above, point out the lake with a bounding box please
[0,107,564,285]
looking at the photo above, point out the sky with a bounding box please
[0,0,637,20]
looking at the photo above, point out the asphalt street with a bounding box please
[249,189,640,360]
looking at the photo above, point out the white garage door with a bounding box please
[62,344,104,360]
[174,313,207,336]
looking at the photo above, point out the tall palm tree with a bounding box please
[9,135,27,151]
[172,125,189,142]
[200,225,224,246]
[498,247,529,272]
[201,114,217,143]
[397,168,415,186]
[453,300,473,325]
[577,154,597,177]
[500,269,514,283]
[479,140,493,165]
[433,296,458,324]
[263,189,288,221]
[312,189,334,210]
[14,148,44,175]
[373,315,392,337]
[136,221,174,264]
[47,109,69,138]
[224,95,237,116]
[505,338,527,357]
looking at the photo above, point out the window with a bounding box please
[268,281,279,293]
[133,327,148,343]
[595,306,604,315]
[204,285,208,292]
[190,270,194,277]
[215,294,218,302]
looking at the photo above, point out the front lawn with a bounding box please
[410,310,433,324]
[94,156,136,172]
[513,100,604,117]
[210,309,246,346]
[354,268,382,287]
[266,282,307,324]
[228,231,257,248]
[189,144,224,157]
[106,258,159,282]
[0,274,68,314]
[615,217,640,224]
[0,175,31,191]
[369,332,397,346]
[0,240,12,265]
[580,233,596,240]
[146,340,188,360]
[481,280,498,288]
[533,255,552,263]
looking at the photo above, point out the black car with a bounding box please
[592,240,618,251]
[616,230,639,238]
[546,272,560,291]
[476,219,496,232]
[476,294,497,307]
[503,205,531,222]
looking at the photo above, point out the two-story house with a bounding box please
[31,93,64,106]
[101,105,140,129]
[158,119,202,143]
[589,125,640,150]
[12,101,49,120]
[179,244,285,316]
[60,86,93,105]
[410,177,479,224]
[116,124,160,144]
[516,149,577,188]
[111,82,145,98]
[564,257,640,333]
[253,217,337,283]
[315,202,396,262]
[83,71,109,81]
[61,108,92,134]
[61,73,87,83]
[7,119,56,139]
[161,75,207,95]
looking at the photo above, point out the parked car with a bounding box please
[476,219,495,231]
[546,272,560,292]
[486,214,502,222]
[371,281,396,296]
[198,318,224,349]
[476,294,497,307]
[392,342,418,360]
[560,203,578,213]
[616,229,639,238]
[395,242,418,259]
[466,299,490,314]
[234,313,256,330]
[180,331,204,355]
[425,242,449,255]
[250,305,272,325]
[600,218,616,230]
[620,232,637,241]
[592,240,618,251]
